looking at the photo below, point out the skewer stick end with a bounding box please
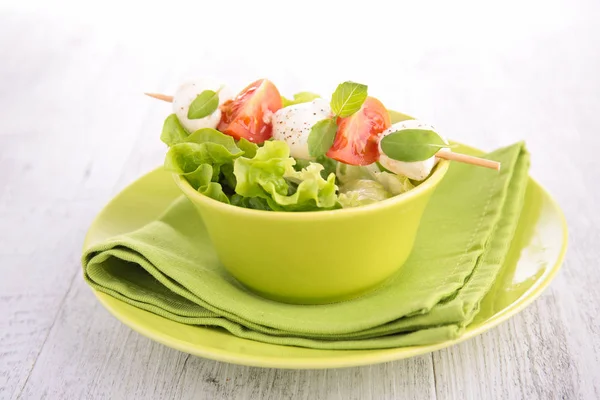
[436,150,502,171]
[145,93,174,103]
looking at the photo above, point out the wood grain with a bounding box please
[1,1,600,399]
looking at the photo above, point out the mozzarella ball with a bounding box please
[172,79,232,133]
[378,119,445,181]
[271,98,332,160]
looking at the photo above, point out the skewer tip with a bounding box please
[145,93,174,103]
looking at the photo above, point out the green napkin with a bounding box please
[83,143,529,349]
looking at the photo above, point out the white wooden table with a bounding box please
[1,1,599,398]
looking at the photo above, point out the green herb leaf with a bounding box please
[185,128,239,151]
[315,155,338,180]
[237,138,259,158]
[198,182,230,204]
[338,179,391,208]
[293,155,337,180]
[293,158,312,171]
[230,194,273,210]
[163,128,245,190]
[282,92,321,107]
[220,163,237,191]
[307,118,338,158]
[187,90,219,119]
[233,141,338,211]
[330,81,368,117]
[380,129,446,162]
[160,114,188,146]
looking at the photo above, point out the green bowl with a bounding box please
[174,157,449,305]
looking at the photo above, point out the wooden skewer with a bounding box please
[436,149,501,171]
[145,92,173,102]
[145,92,501,171]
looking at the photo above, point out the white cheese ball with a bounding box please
[378,120,445,181]
[172,79,233,133]
[271,98,332,160]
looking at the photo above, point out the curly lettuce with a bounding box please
[336,163,379,184]
[164,126,338,211]
[164,128,248,203]
[230,194,272,211]
[294,155,338,180]
[336,162,415,207]
[374,171,415,195]
[281,92,321,107]
[234,141,338,211]
[338,180,391,208]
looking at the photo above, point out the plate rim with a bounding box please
[87,149,568,369]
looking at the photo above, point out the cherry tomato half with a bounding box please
[326,97,391,166]
[218,79,283,143]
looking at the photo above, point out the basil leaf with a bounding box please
[187,90,219,119]
[307,118,338,158]
[282,92,321,107]
[230,194,273,210]
[330,81,368,117]
[380,129,446,162]
[160,114,188,146]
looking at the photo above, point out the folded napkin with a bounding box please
[83,143,529,349]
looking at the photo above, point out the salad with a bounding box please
[159,79,448,212]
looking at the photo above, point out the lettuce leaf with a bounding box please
[161,114,189,146]
[374,171,415,195]
[335,162,415,208]
[294,155,338,180]
[219,163,237,192]
[336,163,379,184]
[293,158,312,171]
[280,163,338,211]
[236,137,259,158]
[282,92,321,107]
[199,182,230,203]
[338,179,391,208]
[316,155,338,180]
[164,128,247,203]
[336,162,415,195]
[233,141,294,199]
[234,141,338,211]
[230,194,272,210]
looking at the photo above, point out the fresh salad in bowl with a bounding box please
[156,79,451,212]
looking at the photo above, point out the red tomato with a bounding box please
[218,79,283,143]
[326,97,391,165]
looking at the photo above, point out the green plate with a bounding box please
[85,144,568,369]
